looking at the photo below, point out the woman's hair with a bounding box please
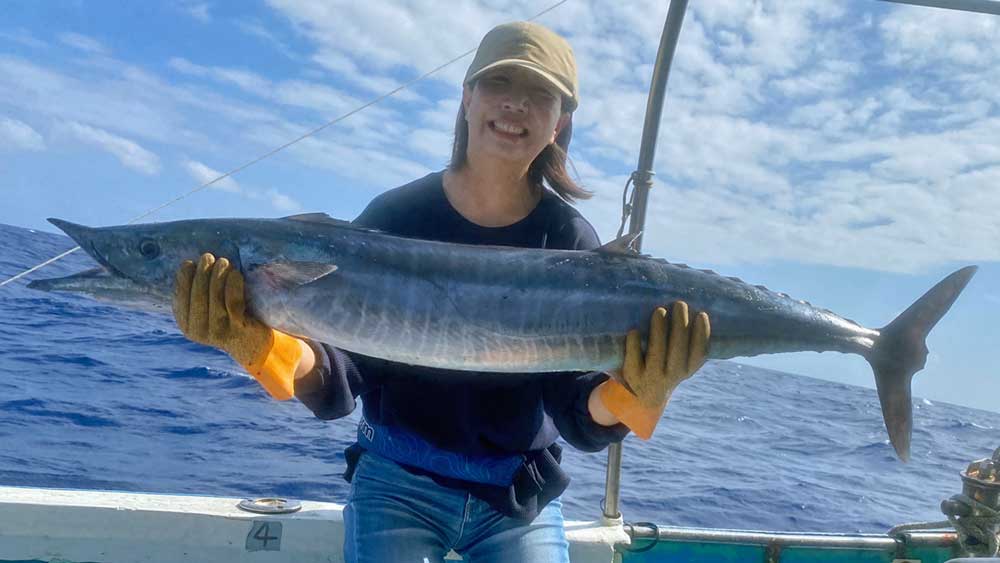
[448,91,591,202]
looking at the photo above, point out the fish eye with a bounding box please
[138,239,160,260]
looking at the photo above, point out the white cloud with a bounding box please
[0,117,45,151]
[265,0,510,96]
[772,60,860,98]
[285,134,432,189]
[407,128,451,160]
[0,29,46,49]
[168,56,397,117]
[62,121,160,175]
[168,57,207,77]
[266,189,302,212]
[881,5,999,68]
[419,98,462,131]
[272,80,358,115]
[182,159,240,192]
[181,159,303,213]
[236,20,297,59]
[183,3,211,23]
[169,57,273,97]
[58,32,109,55]
[0,55,198,145]
[266,0,493,72]
[309,50,423,102]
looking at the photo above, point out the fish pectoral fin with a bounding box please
[250,261,339,289]
[595,232,643,255]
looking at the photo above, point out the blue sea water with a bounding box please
[1,222,997,534]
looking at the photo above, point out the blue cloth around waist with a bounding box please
[357,417,526,487]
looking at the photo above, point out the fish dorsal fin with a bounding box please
[282,212,386,234]
[249,261,339,290]
[283,212,351,226]
[596,232,642,255]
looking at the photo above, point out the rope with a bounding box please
[0,0,570,289]
[888,493,1000,557]
[623,521,660,553]
[943,493,1000,557]
[615,173,636,239]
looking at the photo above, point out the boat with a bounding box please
[3,0,999,561]
[0,458,991,562]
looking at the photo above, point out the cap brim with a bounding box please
[466,59,577,110]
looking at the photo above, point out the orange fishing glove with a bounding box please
[599,301,710,439]
[173,253,303,400]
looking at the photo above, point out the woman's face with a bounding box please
[462,66,569,168]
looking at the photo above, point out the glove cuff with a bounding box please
[598,379,667,440]
[241,329,303,401]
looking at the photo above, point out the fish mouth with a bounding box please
[86,241,129,280]
[27,266,171,311]
[27,267,111,291]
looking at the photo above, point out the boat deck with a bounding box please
[0,486,963,562]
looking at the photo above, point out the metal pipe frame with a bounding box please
[628,524,957,549]
[602,0,689,521]
[624,0,689,251]
[880,0,1000,15]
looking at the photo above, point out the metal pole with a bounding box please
[602,0,689,521]
[880,0,1000,15]
[626,0,689,251]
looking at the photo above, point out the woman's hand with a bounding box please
[593,301,710,438]
[172,253,273,368]
[172,252,313,399]
[618,301,710,408]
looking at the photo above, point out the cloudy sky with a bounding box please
[1,1,997,412]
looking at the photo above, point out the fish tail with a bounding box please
[866,265,977,462]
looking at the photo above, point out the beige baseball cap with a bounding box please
[464,21,579,112]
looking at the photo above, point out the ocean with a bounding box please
[1,222,997,534]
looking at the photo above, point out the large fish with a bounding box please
[30,214,977,461]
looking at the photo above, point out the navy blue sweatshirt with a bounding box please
[294,171,629,520]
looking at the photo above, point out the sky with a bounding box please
[0,1,997,412]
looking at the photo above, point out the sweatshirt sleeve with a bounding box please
[293,340,376,420]
[542,372,629,452]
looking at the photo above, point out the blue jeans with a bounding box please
[344,451,570,563]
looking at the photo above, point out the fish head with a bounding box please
[46,218,243,297]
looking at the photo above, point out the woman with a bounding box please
[173,21,710,562]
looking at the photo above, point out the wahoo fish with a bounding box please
[29,214,977,461]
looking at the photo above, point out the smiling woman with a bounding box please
[160,19,711,563]
[450,65,589,209]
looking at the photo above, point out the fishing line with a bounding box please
[1,0,570,288]
[616,173,636,239]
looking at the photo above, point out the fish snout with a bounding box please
[47,218,127,277]
[47,218,97,247]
